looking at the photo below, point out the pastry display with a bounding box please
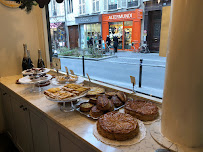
[96,95,111,111]
[44,84,90,101]
[111,95,123,107]
[117,91,127,103]
[89,106,104,118]
[97,112,139,141]
[80,102,94,112]
[87,87,105,96]
[124,100,159,121]
[108,100,115,112]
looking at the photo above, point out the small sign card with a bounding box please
[130,76,136,93]
[86,73,91,81]
[52,57,61,71]
[70,70,75,75]
[65,67,69,76]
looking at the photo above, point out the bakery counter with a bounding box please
[0,75,164,152]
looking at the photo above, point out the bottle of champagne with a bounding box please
[27,50,33,69]
[22,44,28,71]
[37,49,45,68]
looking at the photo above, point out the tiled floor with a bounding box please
[0,133,19,152]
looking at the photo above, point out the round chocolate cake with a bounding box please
[124,100,159,121]
[97,112,139,141]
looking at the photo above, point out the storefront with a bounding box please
[102,9,143,51]
[75,15,102,49]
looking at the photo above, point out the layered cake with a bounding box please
[125,100,159,121]
[97,112,139,141]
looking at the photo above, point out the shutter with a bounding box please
[122,0,127,8]
[104,0,108,11]
[117,0,122,9]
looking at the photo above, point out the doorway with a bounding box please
[147,10,162,52]
[68,25,79,49]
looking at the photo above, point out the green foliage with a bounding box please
[15,0,37,13]
[59,47,81,57]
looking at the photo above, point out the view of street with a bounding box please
[60,52,166,98]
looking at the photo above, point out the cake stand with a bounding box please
[44,91,88,112]
[18,74,52,92]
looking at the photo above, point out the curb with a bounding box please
[59,55,117,61]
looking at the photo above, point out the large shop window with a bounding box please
[47,1,171,99]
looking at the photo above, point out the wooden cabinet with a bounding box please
[1,92,15,140]
[1,87,97,152]
[11,97,33,152]
[60,133,85,152]
[30,111,50,152]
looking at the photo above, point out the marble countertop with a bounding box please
[0,75,164,152]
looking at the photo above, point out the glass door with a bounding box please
[124,28,132,49]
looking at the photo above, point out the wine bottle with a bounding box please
[22,44,28,71]
[37,49,45,68]
[27,50,33,69]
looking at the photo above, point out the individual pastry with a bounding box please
[97,112,139,141]
[47,87,60,93]
[105,92,117,99]
[124,100,159,121]
[89,98,97,104]
[80,102,94,112]
[111,95,123,107]
[108,100,115,112]
[87,87,105,96]
[116,91,127,103]
[96,95,111,111]
[89,106,104,118]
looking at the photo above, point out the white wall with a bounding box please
[0,5,47,77]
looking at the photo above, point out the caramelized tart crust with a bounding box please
[97,112,139,141]
[125,100,159,121]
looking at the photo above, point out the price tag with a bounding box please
[86,73,91,81]
[65,67,69,76]
[130,76,136,85]
[70,70,75,75]
[52,57,61,71]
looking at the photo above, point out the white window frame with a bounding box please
[93,0,100,13]
[79,0,86,15]
[67,0,73,14]
[127,0,140,9]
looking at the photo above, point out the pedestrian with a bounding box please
[113,35,118,53]
[87,36,90,48]
[89,36,93,47]
[106,35,111,46]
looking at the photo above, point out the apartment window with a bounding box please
[67,0,73,14]
[127,0,138,8]
[56,2,65,16]
[79,0,86,15]
[108,0,117,10]
[93,0,100,13]
[52,0,57,16]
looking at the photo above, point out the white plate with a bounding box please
[22,68,50,75]
[19,74,52,84]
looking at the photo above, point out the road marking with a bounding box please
[116,57,166,62]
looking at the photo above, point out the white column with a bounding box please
[161,0,203,148]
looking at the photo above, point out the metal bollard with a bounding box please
[139,59,143,88]
[82,56,85,77]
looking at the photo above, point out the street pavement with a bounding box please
[60,52,166,98]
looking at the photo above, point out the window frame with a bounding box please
[79,0,86,15]
[92,0,100,13]
[67,0,73,14]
